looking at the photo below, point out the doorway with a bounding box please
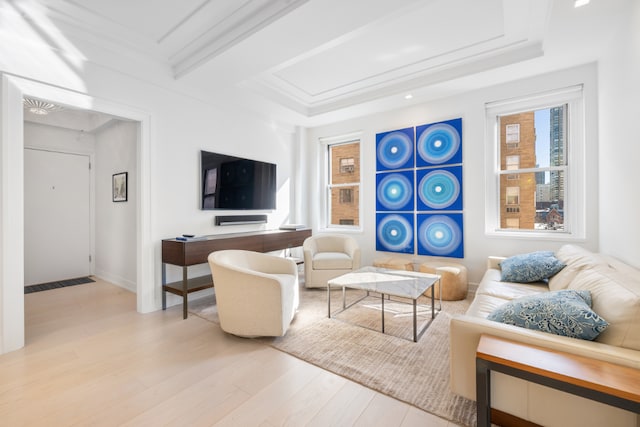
[0,74,154,354]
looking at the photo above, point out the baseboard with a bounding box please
[94,270,136,293]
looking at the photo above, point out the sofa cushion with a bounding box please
[312,252,352,270]
[549,244,609,291]
[567,268,640,350]
[500,251,566,283]
[487,289,609,340]
[479,269,549,299]
[466,293,517,318]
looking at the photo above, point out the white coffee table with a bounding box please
[327,266,441,342]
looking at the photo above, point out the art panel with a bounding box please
[376,213,414,254]
[415,118,462,167]
[376,170,414,212]
[376,127,414,171]
[416,213,464,258]
[416,165,463,211]
[375,118,463,258]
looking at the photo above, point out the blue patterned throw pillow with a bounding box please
[500,251,565,283]
[487,290,609,340]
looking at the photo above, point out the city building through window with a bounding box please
[485,85,585,238]
[326,139,361,228]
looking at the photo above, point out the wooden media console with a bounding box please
[161,228,311,318]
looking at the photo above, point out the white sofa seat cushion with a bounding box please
[467,294,515,318]
[312,252,353,270]
[568,267,640,350]
[467,269,549,318]
[478,270,548,300]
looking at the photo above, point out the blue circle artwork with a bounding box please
[377,214,413,252]
[377,131,413,170]
[376,173,413,211]
[417,123,460,165]
[418,169,460,210]
[418,215,462,256]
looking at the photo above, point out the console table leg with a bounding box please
[182,267,188,319]
[161,263,167,310]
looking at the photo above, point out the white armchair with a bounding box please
[207,250,299,337]
[302,234,361,288]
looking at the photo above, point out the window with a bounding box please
[485,85,585,238]
[506,123,520,147]
[322,135,361,229]
[506,155,519,180]
[340,158,355,173]
[506,218,520,229]
[339,188,353,203]
[506,187,520,205]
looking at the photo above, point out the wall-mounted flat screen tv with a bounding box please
[201,150,277,210]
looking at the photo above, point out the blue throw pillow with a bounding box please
[500,251,565,283]
[487,290,608,340]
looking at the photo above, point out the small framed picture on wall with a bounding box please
[112,172,128,202]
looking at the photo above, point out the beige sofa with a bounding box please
[450,244,640,427]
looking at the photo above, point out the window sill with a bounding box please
[320,226,363,234]
[485,229,585,242]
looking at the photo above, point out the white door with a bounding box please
[24,149,91,286]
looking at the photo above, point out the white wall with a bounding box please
[24,122,97,154]
[0,9,300,353]
[94,121,137,291]
[305,64,600,283]
[598,0,640,267]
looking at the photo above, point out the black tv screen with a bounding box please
[201,150,277,210]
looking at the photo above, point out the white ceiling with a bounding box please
[20,0,629,129]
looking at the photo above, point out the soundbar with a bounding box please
[215,215,268,226]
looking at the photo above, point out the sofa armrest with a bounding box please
[487,256,506,270]
[450,314,640,401]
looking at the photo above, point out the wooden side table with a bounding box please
[476,334,640,427]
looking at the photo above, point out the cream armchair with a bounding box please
[302,234,361,288]
[207,250,299,337]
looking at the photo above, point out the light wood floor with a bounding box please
[1,279,462,426]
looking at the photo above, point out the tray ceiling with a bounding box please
[12,0,626,126]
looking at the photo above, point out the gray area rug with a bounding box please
[189,284,476,427]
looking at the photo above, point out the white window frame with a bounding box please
[484,85,585,240]
[320,132,363,232]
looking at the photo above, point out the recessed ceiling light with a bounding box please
[574,0,590,8]
[23,97,64,115]
[405,94,413,100]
